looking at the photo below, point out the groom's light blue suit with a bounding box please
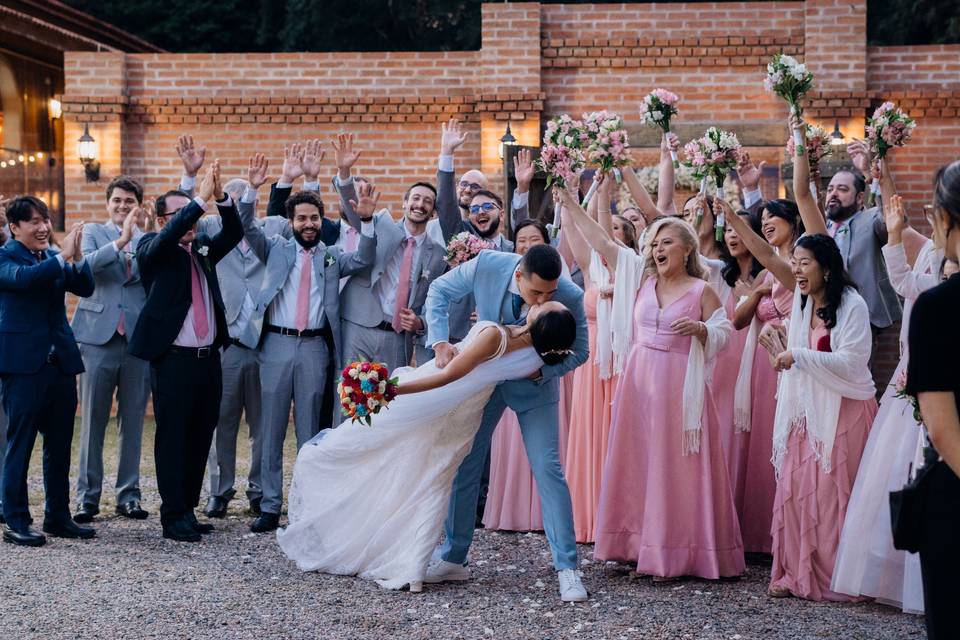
[425,250,588,570]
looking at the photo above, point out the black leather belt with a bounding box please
[167,345,215,359]
[266,324,328,338]
[374,320,395,332]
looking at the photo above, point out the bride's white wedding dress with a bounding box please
[276,321,543,589]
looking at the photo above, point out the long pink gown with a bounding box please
[769,325,878,601]
[594,278,745,579]
[712,286,753,514]
[739,273,793,553]
[565,286,617,543]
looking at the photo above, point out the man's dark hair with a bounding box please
[520,243,562,281]
[155,190,191,217]
[7,196,50,225]
[835,168,867,195]
[470,189,503,209]
[106,175,144,204]
[285,191,325,219]
[403,181,437,202]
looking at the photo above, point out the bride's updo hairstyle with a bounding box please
[528,302,576,366]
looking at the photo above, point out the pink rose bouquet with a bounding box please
[579,110,631,206]
[683,127,741,238]
[639,89,680,167]
[445,231,493,267]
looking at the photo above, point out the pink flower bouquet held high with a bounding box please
[640,89,680,167]
[444,231,493,268]
[579,110,631,206]
[867,101,916,160]
[764,53,814,154]
[537,114,586,236]
[682,127,741,238]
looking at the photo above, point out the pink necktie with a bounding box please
[295,249,313,332]
[190,251,209,339]
[392,238,415,333]
[240,238,249,252]
[346,226,359,252]
[118,241,131,336]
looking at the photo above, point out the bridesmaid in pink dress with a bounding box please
[766,234,877,600]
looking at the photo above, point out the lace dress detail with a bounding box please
[277,321,541,589]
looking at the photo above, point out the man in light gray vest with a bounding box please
[331,134,447,373]
[71,176,151,523]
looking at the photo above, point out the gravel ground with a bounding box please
[1,421,926,639]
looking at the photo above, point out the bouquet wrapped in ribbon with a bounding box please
[786,123,833,199]
[445,231,493,267]
[579,110,631,206]
[764,53,814,154]
[682,127,741,239]
[866,101,916,200]
[338,361,400,426]
[639,89,680,167]
[537,114,586,237]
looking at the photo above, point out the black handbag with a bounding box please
[889,448,939,553]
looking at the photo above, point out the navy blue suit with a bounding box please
[0,239,94,530]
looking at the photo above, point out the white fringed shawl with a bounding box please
[732,302,760,432]
[771,287,876,475]
[588,250,615,379]
[612,246,732,454]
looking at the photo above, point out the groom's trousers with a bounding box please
[440,385,578,570]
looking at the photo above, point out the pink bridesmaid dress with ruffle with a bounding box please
[565,286,616,543]
[594,278,744,579]
[740,273,793,553]
[769,325,877,601]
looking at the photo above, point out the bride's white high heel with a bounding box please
[408,581,423,593]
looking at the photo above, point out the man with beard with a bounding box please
[331,133,447,373]
[823,141,901,364]
[238,153,377,533]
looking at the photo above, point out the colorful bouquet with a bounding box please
[639,89,680,167]
[445,231,493,267]
[764,53,814,154]
[579,110,631,206]
[338,361,399,426]
[682,127,741,238]
[787,123,833,200]
[892,369,922,425]
[866,101,917,200]
[538,114,586,237]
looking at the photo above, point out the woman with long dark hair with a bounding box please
[766,233,877,600]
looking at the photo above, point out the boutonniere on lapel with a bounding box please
[324,251,337,267]
[420,269,431,282]
[197,245,210,257]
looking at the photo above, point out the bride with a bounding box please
[276,301,577,592]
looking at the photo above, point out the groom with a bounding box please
[423,244,589,602]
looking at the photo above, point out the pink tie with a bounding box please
[295,249,313,332]
[240,238,249,252]
[118,241,132,336]
[392,238,415,333]
[190,251,209,339]
[346,226,359,252]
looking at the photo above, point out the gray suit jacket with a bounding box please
[833,206,902,329]
[71,221,146,346]
[236,199,377,357]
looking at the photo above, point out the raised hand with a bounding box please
[301,139,325,181]
[440,118,469,155]
[884,193,907,237]
[176,135,206,178]
[331,133,362,178]
[0,194,10,228]
[661,131,680,154]
[248,153,270,189]
[348,181,381,221]
[60,222,83,262]
[280,143,304,183]
[846,138,872,177]
[212,159,223,200]
[514,148,535,193]
[73,222,85,260]
[735,151,765,192]
[198,162,217,203]
[140,200,156,233]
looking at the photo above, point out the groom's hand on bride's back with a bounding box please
[433,342,459,368]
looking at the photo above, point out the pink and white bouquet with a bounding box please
[787,123,833,200]
[579,110,631,206]
[683,127,741,237]
[867,101,916,160]
[538,114,586,237]
[892,368,922,425]
[445,231,493,267]
[764,53,814,153]
[339,360,399,426]
[640,89,680,167]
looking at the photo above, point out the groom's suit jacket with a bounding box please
[424,249,588,412]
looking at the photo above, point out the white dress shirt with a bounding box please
[374,227,426,321]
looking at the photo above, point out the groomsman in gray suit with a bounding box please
[238,153,377,533]
[331,134,447,373]
[71,176,151,523]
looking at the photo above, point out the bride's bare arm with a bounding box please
[396,327,503,395]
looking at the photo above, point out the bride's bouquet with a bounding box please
[579,110,631,206]
[445,231,493,267]
[339,361,399,426]
[682,127,741,237]
[764,53,814,154]
[639,89,680,167]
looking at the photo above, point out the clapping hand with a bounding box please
[514,148,535,193]
[280,143,304,183]
[440,118,469,156]
[301,139,325,182]
[176,135,206,178]
[59,222,84,262]
[248,153,270,190]
[348,181,381,221]
[198,160,220,203]
[759,323,788,360]
[118,209,138,248]
[332,133,362,179]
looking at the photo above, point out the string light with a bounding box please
[0,150,53,169]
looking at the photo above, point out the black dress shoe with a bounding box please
[204,496,228,519]
[73,503,99,524]
[43,519,96,539]
[162,519,202,543]
[248,497,262,516]
[250,512,279,533]
[116,500,149,520]
[184,512,214,534]
[2,525,46,547]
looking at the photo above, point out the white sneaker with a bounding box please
[557,569,588,602]
[424,559,471,584]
